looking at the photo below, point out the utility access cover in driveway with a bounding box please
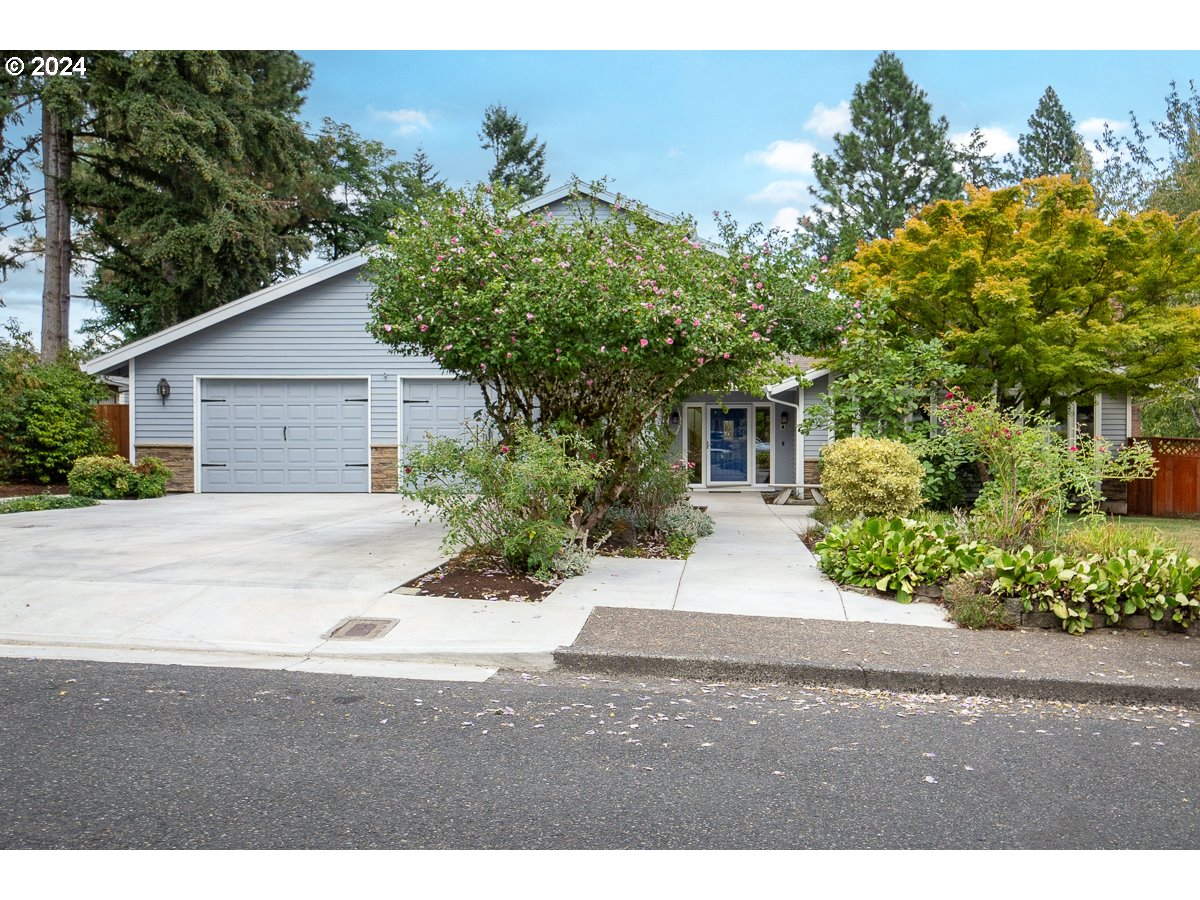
[326,618,400,640]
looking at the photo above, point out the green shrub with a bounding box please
[656,502,715,541]
[936,390,1156,550]
[665,533,697,558]
[814,516,990,603]
[0,493,99,514]
[618,425,692,531]
[0,327,111,484]
[986,545,1200,634]
[67,455,171,499]
[819,436,924,519]
[400,424,608,579]
[942,573,1008,629]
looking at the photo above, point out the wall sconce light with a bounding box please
[780,410,790,427]
[157,378,171,405]
[668,410,681,431]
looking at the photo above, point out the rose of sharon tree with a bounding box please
[366,183,826,530]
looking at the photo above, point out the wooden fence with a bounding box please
[93,403,129,459]
[1126,437,1200,517]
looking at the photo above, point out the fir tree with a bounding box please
[478,104,549,200]
[956,126,1006,190]
[807,52,962,259]
[1009,86,1085,180]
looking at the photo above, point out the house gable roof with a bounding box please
[83,181,679,375]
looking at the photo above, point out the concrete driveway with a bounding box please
[0,491,949,681]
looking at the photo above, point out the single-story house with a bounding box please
[81,184,1139,503]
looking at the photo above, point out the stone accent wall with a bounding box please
[136,444,193,492]
[1001,597,1183,632]
[371,445,398,493]
[800,459,821,501]
[1100,478,1129,515]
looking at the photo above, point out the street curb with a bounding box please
[551,646,1200,706]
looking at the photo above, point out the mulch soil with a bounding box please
[403,555,560,602]
[404,510,712,601]
[0,483,71,498]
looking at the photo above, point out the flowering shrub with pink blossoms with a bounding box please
[935,389,1156,549]
[367,180,831,529]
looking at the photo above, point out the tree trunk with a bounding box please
[40,99,72,362]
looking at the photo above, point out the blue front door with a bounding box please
[708,406,750,484]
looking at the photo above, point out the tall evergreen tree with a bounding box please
[1008,86,1085,180]
[956,126,1006,190]
[309,118,413,261]
[398,146,446,209]
[478,103,549,200]
[75,51,324,340]
[807,52,962,259]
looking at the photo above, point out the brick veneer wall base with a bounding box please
[371,445,398,492]
[136,444,194,492]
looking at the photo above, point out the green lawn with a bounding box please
[1102,515,1200,557]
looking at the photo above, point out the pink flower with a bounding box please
[444,344,454,350]
[532,257,543,264]
[693,318,701,327]
[419,324,428,332]
[586,379,594,386]
[820,255,828,263]
[722,352,731,359]
[1070,445,1078,452]
[809,274,817,282]
[600,345,606,353]
[674,318,683,325]
[755,281,763,290]
[383,324,392,332]
[436,254,445,261]
[666,338,674,345]
[526,313,535,320]
[621,346,628,353]
[639,338,649,348]
[499,445,510,454]
[506,352,512,358]
[493,227,503,235]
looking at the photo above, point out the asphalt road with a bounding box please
[1,658,1197,849]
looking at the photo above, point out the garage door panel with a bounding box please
[402,380,487,459]
[200,378,370,493]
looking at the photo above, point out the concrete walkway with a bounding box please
[0,490,948,681]
[553,492,951,627]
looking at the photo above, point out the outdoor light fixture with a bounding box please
[780,410,789,427]
[668,410,681,431]
[157,378,171,405]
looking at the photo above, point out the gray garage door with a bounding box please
[199,378,370,493]
[402,379,487,456]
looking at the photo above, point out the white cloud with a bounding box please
[369,106,432,136]
[1078,117,1124,139]
[804,101,850,138]
[951,126,1019,158]
[744,140,818,174]
[747,180,809,205]
[771,207,805,232]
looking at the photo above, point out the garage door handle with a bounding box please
[344,463,368,468]
[201,463,226,468]
[283,426,287,442]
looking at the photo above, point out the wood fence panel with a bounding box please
[1127,437,1200,517]
[94,403,129,459]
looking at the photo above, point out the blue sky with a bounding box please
[299,49,1200,238]
[2,32,1198,346]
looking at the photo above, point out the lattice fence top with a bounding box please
[1148,437,1200,458]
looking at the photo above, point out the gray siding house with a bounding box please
[82,184,1138,498]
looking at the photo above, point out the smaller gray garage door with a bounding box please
[200,378,370,493]
[402,380,487,455]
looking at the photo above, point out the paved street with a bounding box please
[1,658,1196,849]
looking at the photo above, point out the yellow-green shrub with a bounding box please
[820,436,924,519]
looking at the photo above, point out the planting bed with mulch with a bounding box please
[402,554,559,602]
